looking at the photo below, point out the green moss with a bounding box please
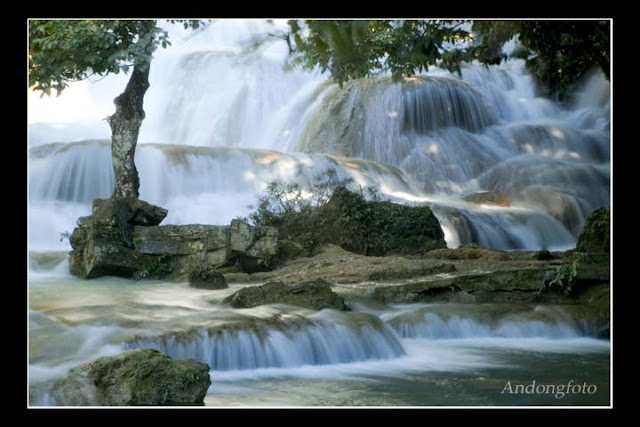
[314,187,446,256]
[275,240,305,263]
[576,207,610,253]
[223,278,347,311]
[50,349,210,406]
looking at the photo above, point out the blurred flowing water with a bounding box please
[28,19,610,252]
[28,20,610,406]
[28,258,610,406]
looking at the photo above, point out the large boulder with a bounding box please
[223,278,347,310]
[278,187,446,257]
[49,349,210,406]
[576,207,610,253]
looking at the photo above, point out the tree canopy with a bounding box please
[29,19,610,100]
[28,19,201,96]
[286,19,610,99]
[285,20,472,85]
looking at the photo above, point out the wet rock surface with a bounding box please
[223,278,347,310]
[49,349,211,406]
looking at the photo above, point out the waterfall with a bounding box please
[27,20,610,252]
[126,311,405,370]
[381,304,597,339]
[28,140,422,249]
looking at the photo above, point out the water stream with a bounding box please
[28,256,609,406]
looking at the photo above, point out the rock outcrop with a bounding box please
[277,187,446,257]
[70,215,278,279]
[223,278,348,310]
[49,349,210,406]
[228,219,280,273]
[576,207,610,253]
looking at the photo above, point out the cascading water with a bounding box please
[28,20,610,252]
[27,20,611,406]
[29,139,419,248]
[381,304,592,339]
[28,270,609,405]
[291,63,609,250]
[126,311,405,371]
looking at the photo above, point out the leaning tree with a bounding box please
[29,19,201,244]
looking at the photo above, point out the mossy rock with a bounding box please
[188,269,228,290]
[49,349,211,406]
[576,207,610,253]
[223,278,347,310]
[277,187,446,257]
[277,240,305,260]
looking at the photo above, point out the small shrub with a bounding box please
[249,168,359,227]
[548,261,578,296]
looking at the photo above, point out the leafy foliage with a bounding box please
[29,20,202,96]
[471,20,610,98]
[286,19,610,98]
[249,168,355,227]
[286,20,471,87]
[249,170,444,257]
[548,261,578,296]
[576,207,610,253]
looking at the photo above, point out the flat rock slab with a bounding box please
[372,267,559,304]
[224,244,456,284]
[133,225,228,255]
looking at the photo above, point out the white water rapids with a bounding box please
[28,19,610,252]
[28,258,609,405]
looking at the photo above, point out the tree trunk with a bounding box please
[103,21,155,246]
[108,64,149,202]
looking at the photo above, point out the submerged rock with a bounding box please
[49,349,210,406]
[462,191,511,207]
[576,207,610,253]
[188,269,228,290]
[223,278,347,310]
